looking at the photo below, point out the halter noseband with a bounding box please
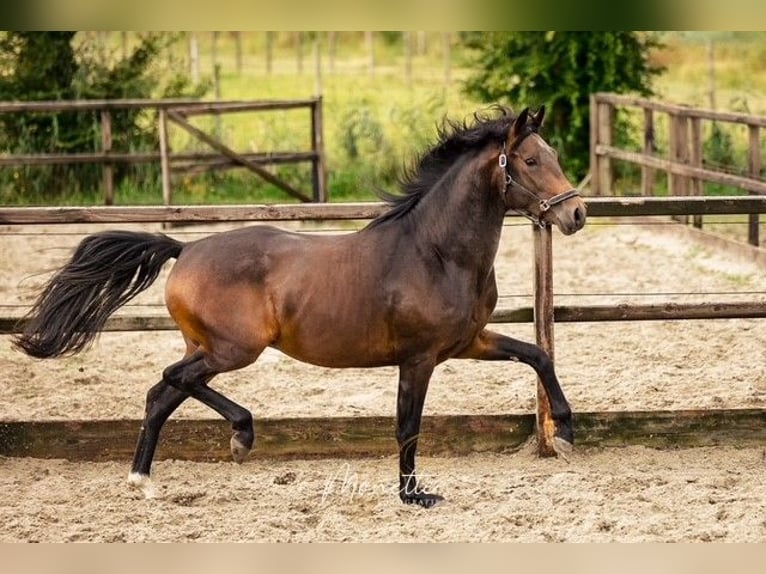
[498,144,580,228]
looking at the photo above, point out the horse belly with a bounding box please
[272,284,395,367]
[272,302,396,369]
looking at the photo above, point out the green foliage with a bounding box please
[0,32,206,203]
[461,31,663,180]
[331,95,454,200]
[703,123,739,196]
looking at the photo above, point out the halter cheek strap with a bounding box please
[498,149,580,227]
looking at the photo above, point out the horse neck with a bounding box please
[408,153,506,269]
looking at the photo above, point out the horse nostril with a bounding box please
[573,207,585,228]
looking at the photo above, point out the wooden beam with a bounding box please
[549,302,766,322]
[533,224,556,456]
[596,102,613,196]
[0,415,535,462]
[166,110,312,203]
[589,94,600,195]
[100,110,114,206]
[3,302,765,335]
[0,150,318,168]
[596,144,766,195]
[0,98,319,114]
[1,196,764,226]
[574,408,766,448]
[690,117,703,228]
[310,98,328,202]
[1,409,764,462]
[593,92,766,128]
[159,109,172,206]
[0,203,389,225]
[583,195,766,217]
[641,107,655,196]
[748,125,761,247]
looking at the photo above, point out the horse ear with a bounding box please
[509,107,529,141]
[532,105,546,128]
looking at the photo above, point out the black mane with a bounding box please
[368,105,517,228]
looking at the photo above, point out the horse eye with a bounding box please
[524,158,537,166]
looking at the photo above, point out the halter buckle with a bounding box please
[498,153,507,168]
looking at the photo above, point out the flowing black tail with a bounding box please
[13,230,184,359]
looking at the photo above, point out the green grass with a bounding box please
[166,32,479,204]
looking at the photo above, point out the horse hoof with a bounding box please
[127,472,158,499]
[230,435,251,464]
[552,436,573,462]
[401,492,445,509]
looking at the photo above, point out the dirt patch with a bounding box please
[1,443,765,542]
[1,217,765,541]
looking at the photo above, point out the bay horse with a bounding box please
[14,105,586,507]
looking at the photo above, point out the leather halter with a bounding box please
[498,137,580,228]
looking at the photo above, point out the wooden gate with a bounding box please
[0,98,327,204]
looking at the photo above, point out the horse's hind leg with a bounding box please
[128,381,188,498]
[162,350,256,463]
[127,350,256,498]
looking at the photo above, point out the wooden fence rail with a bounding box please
[4,408,766,462]
[0,98,327,205]
[1,195,765,225]
[590,93,765,246]
[1,196,764,456]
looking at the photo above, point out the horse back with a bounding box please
[164,225,397,368]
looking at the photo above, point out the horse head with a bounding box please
[499,106,587,235]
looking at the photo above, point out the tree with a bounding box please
[0,32,206,201]
[462,31,663,181]
[0,33,79,154]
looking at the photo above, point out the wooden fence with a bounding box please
[590,93,765,246]
[0,98,327,205]
[1,196,765,461]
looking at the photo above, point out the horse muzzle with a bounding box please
[547,190,587,235]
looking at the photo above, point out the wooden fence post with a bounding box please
[668,112,678,199]
[642,107,655,196]
[748,124,761,246]
[159,108,172,206]
[669,113,690,223]
[589,94,600,195]
[533,223,556,456]
[311,98,328,202]
[100,110,113,205]
[596,101,613,196]
[690,117,703,228]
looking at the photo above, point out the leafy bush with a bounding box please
[461,31,663,181]
[0,32,206,203]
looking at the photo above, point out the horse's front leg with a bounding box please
[396,357,443,508]
[457,329,573,451]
